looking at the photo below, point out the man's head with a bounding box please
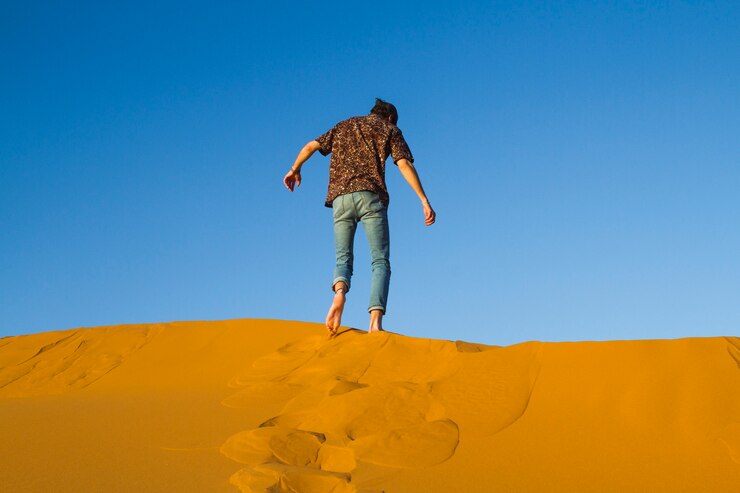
[370,98,398,125]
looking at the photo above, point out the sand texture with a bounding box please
[0,319,738,492]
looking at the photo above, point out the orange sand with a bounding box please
[0,319,738,492]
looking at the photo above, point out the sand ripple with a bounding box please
[0,326,159,397]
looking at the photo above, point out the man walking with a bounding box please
[283,99,436,335]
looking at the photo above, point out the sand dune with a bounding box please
[0,319,738,492]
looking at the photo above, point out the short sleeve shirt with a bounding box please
[315,114,413,208]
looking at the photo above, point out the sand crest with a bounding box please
[0,320,738,492]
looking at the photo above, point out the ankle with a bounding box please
[369,309,383,322]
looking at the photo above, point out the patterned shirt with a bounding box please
[315,114,414,208]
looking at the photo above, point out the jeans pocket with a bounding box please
[363,192,384,214]
[332,195,344,218]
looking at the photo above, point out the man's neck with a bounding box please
[369,113,393,125]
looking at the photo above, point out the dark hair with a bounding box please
[370,98,398,124]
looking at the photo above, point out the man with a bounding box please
[283,98,436,335]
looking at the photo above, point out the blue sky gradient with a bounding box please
[2,1,738,344]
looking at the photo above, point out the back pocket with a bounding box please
[363,192,384,214]
[332,195,344,218]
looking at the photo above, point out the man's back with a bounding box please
[316,114,413,208]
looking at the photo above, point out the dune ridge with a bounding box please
[0,319,738,492]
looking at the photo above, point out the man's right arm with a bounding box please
[283,140,321,192]
[396,158,436,226]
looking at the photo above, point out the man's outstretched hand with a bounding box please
[423,201,436,226]
[283,169,301,192]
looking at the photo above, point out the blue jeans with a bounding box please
[332,191,390,313]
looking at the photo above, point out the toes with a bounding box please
[326,323,338,337]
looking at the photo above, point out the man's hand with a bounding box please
[284,141,320,192]
[423,201,436,226]
[283,169,301,192]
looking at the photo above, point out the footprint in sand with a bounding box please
[220,329,541,493]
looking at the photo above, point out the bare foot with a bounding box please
[326,290,346,336]
[368,310,384,334]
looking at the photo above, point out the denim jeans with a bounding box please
[332,191,390,313]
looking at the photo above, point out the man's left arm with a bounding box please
[391,128,435,226]
[396,158,436,226]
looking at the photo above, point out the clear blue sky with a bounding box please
[2,1,738,345]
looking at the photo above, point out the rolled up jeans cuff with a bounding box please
[368,305,386,314]
[332,277,351,293]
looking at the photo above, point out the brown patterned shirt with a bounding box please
[315,113,414,208]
